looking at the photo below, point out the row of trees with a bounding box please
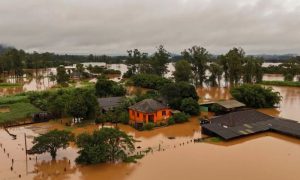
[0,46,125,78]
[125,46,264,87]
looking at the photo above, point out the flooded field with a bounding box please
[0,85,299,180]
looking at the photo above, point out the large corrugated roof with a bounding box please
[202,109,300,140]
[129,99,168,113]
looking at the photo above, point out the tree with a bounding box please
[160,82,199,109]
[230,84,282,108]
[207,62,223,87]
[280,60,300,81]
[150,45,170,76]
[180,98,200,115]
[126,49,148,74]
[76,128,135,164]
[225,47,245,86]
[173,60,192,82]
[66,89,98,122]
[28,130,74,160]
[76,63,85,78]
[95,78,126,97]
[56,66,69,84]
[182,46,210,86]
[243,56,263,84]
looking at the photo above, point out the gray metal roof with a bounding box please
[216,100,245,109]
[202,109,300,140]
[129,99,168,113]
[97,97,124,111]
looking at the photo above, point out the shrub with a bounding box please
[168,118,175,125]
[143,123,155,130]
[180,98,200,115]
[230,84,282,108]
[172,112,190,124]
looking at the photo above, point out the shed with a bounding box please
[97,97,124,112]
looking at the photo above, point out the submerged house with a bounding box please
[202,109,300,141]
[97,97,124,113]
[129,99,172,127]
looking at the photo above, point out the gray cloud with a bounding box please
[0,0,300,55]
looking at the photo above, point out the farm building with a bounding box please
[202,109,300,141]
[97,96,125,113]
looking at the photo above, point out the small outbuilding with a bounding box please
[129,99,172,127]
[200,99,246,115]
[97,96,125,113]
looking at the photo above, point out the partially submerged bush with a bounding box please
[143,123,155,130]
[230,84,281,108]
[171,112,190,124]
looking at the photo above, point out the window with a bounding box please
[137,113,140,117]
[162,111,166,116]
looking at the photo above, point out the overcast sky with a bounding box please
[1,0,300,55]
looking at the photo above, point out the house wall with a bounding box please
[129,108,172,124]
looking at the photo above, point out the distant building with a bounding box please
[97,97,124,113]
[129,99,172,127]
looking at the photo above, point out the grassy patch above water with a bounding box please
[205,137,223,142]
[0,83,22,88]
[260,81,300,87]
[0,95,29,105]
[0,102,40,125]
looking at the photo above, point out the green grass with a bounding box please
[260,81,300,87]
[0,102,40,125]
[0,83,22,87]
[205,137,223,142]
[0,95,29,105]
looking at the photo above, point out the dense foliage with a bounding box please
[28,87,98,120]
[173,60,192,82]
[180,98,200,115]
[168,112,190,124]
[159,82,199,110]
[76,128,135,164]
[230,84,281,108]
[28,130,74,159]
[130,74,172,90]
[95,78,126,97]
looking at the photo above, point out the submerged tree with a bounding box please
[76,128,135,164]
[207,62,223,87]
[225,47,245,86]
[150,45,170,76]
[243,56,263,84]
[173,60,192,83]
[182,46,210,86]
[28,130,74,160]
[230,84,281,108]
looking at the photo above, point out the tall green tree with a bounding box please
[28,130,74,160]
[56,66,69,84]
[207,62,223,87]
[225,47,245,86]
[182,46,210,86]
[243,56,263,83]
[173,60,192,82]
[150,45,170,76]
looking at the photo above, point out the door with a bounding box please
[148,115,154,123]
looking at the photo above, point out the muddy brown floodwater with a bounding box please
[0,85,300,180]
